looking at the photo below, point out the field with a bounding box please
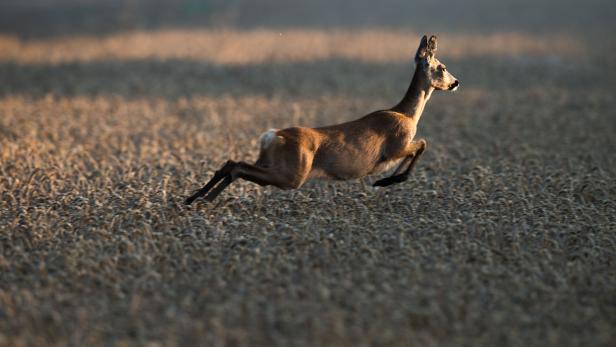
[1,1,615,346]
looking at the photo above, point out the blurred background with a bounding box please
[1,0,614,100]
[0,0,615,37]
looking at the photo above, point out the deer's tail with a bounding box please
[259,128,281,150]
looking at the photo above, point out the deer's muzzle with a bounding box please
[449,80,460,91]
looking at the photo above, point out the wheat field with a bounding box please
[1,1,615,346]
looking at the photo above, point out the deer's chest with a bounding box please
[369,126,416,174]
[383,125,416,155]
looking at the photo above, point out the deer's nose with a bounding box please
[449,80,460,90]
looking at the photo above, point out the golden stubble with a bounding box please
[0,29,584,65]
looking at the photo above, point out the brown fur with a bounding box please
[185,35,459,204]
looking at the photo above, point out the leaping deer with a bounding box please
[185,35,459,205]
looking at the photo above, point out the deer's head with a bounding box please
[415,35,459,91]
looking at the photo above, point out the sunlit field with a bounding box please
[0,30,582,64]
[1,1,615,346]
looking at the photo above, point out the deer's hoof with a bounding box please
[373,175,407,187]
[373,177,394,187]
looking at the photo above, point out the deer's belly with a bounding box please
[308,167,363,180]
[308,158,400,181]
[309,139,403,180]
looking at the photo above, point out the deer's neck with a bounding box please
[392,68,434,123]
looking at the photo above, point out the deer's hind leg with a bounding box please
[373,139,427,187]
[185,160,237,205]
[188,138,314,203]
[202,159,310,202]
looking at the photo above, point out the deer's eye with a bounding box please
[438,66,446,72]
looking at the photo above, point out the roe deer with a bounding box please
[185,35,459,204]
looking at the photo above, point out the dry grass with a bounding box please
[1,12,616,347]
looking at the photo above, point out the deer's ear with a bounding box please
[414,35,429,64]
[427,35,438,55]
[428,35,437,54]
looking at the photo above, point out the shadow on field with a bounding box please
[0,56,603,100]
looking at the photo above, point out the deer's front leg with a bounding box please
[373,139,427,187]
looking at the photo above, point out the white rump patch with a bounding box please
[259,128,279,149]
